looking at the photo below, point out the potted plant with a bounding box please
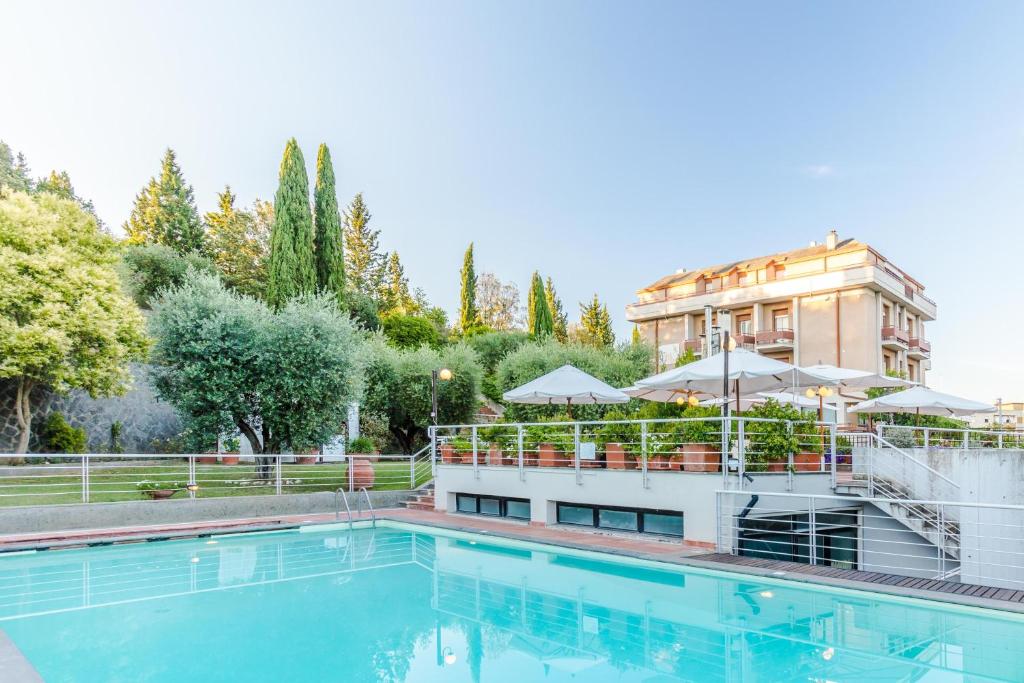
[137,480,183,500]
[526,422,573,467]
[746,400,800,472]
[347,436,377,488]
[198,446,218,465]
[221,437,240,465]
[447,436,475,465]
[438,439,458,464]
[793,418,824,472]
[595,413,639,470]
[679,418,722,472]
[296,445,320,465]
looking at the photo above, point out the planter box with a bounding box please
[648,455,673,471]
[538,443,571,467]
[439,443,458,464]
[604,443,636,470]
[680,444,721,472]
[794,452,822,472]
[766,461,787,472]
[487,445,504,466]
[460,450,477,465]
[198,455,218,465]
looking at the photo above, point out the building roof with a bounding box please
[639,237,866,293]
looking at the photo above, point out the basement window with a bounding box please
[455,494,530,520]
[555,503,684,537]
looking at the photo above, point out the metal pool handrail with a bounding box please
[335,487,353,530]
[356,487,376,528]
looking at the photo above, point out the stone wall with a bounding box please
[0,364,182,454]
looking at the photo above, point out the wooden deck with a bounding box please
[698,553,1024,605]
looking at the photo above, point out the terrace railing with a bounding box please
[0,447,433,508]
[430,416,839,488]
[716,490,1024,591]
[879,424,1024,449]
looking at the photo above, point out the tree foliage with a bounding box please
[267,139,317,308]
[380,314,441,349]
[0,191,150,453]
[495,339,652,421]
[477,272,520,331]
[466,330,531,402]
[526,271,553,337]
[379,251,416,316]
[0,140,33,193]
[119,242,217,309]
[124,149,206,254]
[35,170,101,225]
[544,276,568,342]
[363,338,482,453]
[204,187,271,300]
[343,192,383,298]
[458,242,479,333]
[149,273,366,462]
[575,293,614,348]
[314,144,345,305]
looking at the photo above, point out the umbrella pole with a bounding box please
[566,397,573,420]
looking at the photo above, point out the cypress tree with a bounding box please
[314,143,345,305]
[459,242,479,333]
[267,138,316,308]
[528,272,554,337]
[124,149,206,254]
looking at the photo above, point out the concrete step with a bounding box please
[404,501,436,511]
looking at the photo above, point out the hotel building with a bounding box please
[626,231,935,383]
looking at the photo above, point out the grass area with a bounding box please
[0,460,432,507]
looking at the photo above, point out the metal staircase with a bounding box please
[836,433,961,560]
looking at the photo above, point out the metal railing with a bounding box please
[0,447,433,508]
[431,416,839,488]
[880,424,1024,449]
[716,490,1024,590]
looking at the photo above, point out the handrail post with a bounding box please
[786,420,794,471]
[472,425,479,479]
[924,428,930,449]
[640,421,649,489]
[574,422,582,486]
[82,454,89,503]
[737,419,746,490]
[962,429,969,450]
[517,424,525,482]
[808,496,817,566]
[188,455,196,500]
[409,453,416,489]
[829,424,837,485]
[998,432,1004,449]
[937,503,945,579]
[276,454,283,495]
[429,426,437,477]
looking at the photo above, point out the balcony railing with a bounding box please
[909,337,931,355]
[733,332,756,348]
[683,339,703,353]
[881,326,910,345]
[755,329,794,346]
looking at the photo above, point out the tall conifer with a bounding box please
[459,243,479,333]
[313,144,345,305]
[124,149,205,254]
[267,138,316,308]
[528,272,554,337]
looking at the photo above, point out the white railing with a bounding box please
[850,432,960,504]
[0,447,432,508]
[716,490,1024,590]
[430,416,840,487]
[880,424,1024,449]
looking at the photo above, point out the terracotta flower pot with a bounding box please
[794,452,822,472]
[604,443,635,470]
[439,443,458,464]
[348,457,375,489]
[766,461,787,472]
[680,444,721,472]
[198,454,218,465]
[648,454,672,470]
[220,453,240,465]
[460,449,476,465]
[297,448,319,465]
[146,489,177,500]
[487,444,503,466]
[538,443,571,467]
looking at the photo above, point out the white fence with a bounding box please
[0,449,432,507]
[881,424,1024,449]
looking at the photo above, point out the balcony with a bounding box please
[881,326,910,350]
[909,337,931,360]
[683,339,703,356]
[755,329,794,351]
[733,332,756,349]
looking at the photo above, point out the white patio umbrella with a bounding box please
[848,386,995,420]
[797,363,914,423]
[621,384,706,405]
[503,364,628,418]
[701,391,836,412]
[634,348,836,411]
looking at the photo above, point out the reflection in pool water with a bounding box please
[0,526,1021,682]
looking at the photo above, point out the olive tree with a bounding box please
[0,191,149,454]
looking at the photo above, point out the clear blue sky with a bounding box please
[2,1,1022,401]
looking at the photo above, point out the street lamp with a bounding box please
[431,368,453,425]
[675,392,700,408]
[804,385,834,422]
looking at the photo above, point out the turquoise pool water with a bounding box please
[1,523,1022,682]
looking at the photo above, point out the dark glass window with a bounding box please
[556,503,683,537]
[456,494,477,514]
[557,505,595,526]
[643,512,684,537]
[453,494,530,521]
[479,497,500,516]
[506,500,530,520]
[599,509,638,531]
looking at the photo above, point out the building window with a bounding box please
[773,311,790,331]
[455,494,531,520]
[736,317,752,334]
[738,509,858,568]
[556,503,683,537]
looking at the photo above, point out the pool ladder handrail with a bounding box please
[355,487,376,528]
[335,487,354,530]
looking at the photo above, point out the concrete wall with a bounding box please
[0,490,413,535]
[434,465,834,544]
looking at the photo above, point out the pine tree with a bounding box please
[577,294,614,347]
[35,170,101,225]
[379,251,415,315]
[313,143,345,305]
[267,138,316,308]
[124,149,206,254]
[343,192,383,297]
[544,276,568,342]
[459,242,479,333]
[205,186,271,300]
[528,272,554,337]
[0,141,33,192]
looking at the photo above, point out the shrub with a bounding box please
[348,436,376,454]
[39,412,87,453]
[109,421,124,454]
[119,243,216,309]
[745,400,801,468]
[380,314,441,349]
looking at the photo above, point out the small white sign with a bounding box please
[579,442,597,461]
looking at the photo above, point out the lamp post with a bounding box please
[804,385,835,422]
[431,367,453,425]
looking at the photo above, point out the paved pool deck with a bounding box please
[1,506,1022,615]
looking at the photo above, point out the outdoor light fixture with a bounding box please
[431,368,454,425]
[805,386,834,399]
[442,647,457,666]
[674,393,700,407]
[186,482,199,493]
[725,335,737,352]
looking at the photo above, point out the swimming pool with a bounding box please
[0,522,1021,682]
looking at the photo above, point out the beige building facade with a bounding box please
[626,231,935,381]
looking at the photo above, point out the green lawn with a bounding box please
[0,460,431,507]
